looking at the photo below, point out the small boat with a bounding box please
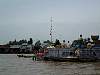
[17,54,34,58]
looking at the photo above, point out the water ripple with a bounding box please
[0,54,100,75]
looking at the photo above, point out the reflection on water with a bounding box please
[0,54,100,75]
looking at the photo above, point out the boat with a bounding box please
[17,54,35,58]
[43,48,100,62]
[43,35,100,62]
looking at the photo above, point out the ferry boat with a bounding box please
[43,35,100,61]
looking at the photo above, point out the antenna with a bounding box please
[50,17,53,43]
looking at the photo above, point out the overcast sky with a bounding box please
[0,0,100,44]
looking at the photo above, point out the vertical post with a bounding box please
[50,17,53,43]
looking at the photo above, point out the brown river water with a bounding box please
[0,54,100,75]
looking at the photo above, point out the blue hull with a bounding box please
[44,48,100,61]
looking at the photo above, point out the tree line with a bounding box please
[7,38,33,45]
[0,38,62,54]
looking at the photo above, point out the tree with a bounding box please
[34,40,41,51]
[43,40,51,44]
[18,39,27,45]
[54,39,61,47]
[8,39,28,45]
[28,38,33,45]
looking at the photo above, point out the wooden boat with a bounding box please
[17,54,34,58]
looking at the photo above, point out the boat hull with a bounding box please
[44,48,100,62]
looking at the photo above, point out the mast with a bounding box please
[50,17,53,43]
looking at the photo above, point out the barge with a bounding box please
[43,48,100,61]
[43,35,100,62]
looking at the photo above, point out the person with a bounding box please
[79,35,83,40]
[61,40,67,48]
[75,48,80,57]
[67,41,71,48]
[32,54,36,61]
[78,34,84,48]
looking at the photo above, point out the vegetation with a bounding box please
[28,38,33,45]
[54,39,61,47]
[7,38,33,45]
[43,40,51,44]
[0,38,62,54]
[34,40,41,51]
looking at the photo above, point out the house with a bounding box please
[10,45,20,53]
[0,45,10,53]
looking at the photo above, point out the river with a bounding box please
[0,54,100,75]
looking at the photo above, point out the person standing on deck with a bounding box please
[78,34,84,48]
[67,41,71,48]
[74,48,80,57]
[61,40,67,48]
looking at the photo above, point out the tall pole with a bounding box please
[50,17,53,43]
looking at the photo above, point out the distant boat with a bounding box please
[17,54,34,58]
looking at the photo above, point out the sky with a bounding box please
[0,0,100,44]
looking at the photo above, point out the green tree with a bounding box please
[54,39,61,47]
[43,40,51,44]
[28,38,33,45]
[34,40,41,51]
